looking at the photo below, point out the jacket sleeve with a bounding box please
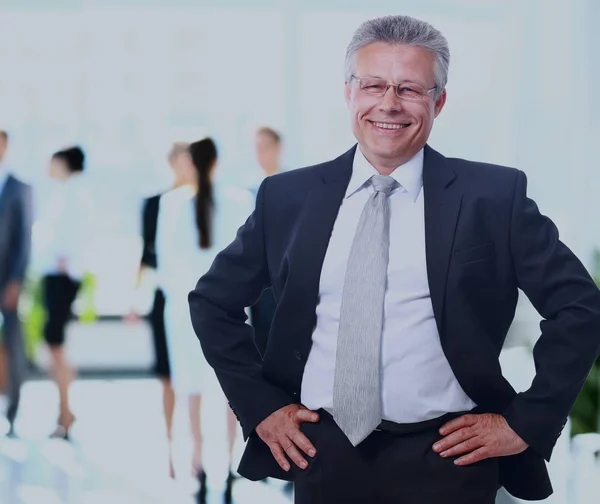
[502,170,600,461]
[8,183,33,284]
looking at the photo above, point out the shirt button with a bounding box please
[294,350,302,360]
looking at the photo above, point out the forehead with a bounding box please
[256,132,278,145]
[354,42,436,81]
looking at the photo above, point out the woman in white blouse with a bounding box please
[38,146,94,439]
[156,138,253,498]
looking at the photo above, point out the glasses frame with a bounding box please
[351,75,438,100]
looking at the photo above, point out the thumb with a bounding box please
[294,409,319,425]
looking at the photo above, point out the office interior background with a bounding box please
[0,0,599,503]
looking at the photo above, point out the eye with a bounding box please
[365,84,386,92]
[398,86,421,97]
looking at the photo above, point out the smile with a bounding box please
[369,121,411,131]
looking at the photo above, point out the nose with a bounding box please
[378,86,403,114]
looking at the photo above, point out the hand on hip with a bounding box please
[433,413,528,465]
[255,404,320,472]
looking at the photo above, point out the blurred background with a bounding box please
[0,0,599,503]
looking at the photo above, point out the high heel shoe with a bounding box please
[197,470,207,502]
[49,413,75,440]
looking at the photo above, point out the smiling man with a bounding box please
[189,15,600,503]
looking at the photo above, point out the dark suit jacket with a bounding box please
[0,174,32,291]
[189,145,600,501]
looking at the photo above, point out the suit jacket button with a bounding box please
[294,350,302,360]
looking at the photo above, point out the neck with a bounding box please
[262,164,280,177]
[359,147,419,176]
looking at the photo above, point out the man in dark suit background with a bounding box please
[189,16,600,503]
[0,130,33,437]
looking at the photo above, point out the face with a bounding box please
[169,152,196,185]
[255,132,281,172]
[49,157,70,180]
[0,136,7,163]
[345,42,446,171]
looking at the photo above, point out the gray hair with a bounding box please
[345,15,450,97]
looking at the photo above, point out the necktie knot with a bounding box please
[371,175,398,196]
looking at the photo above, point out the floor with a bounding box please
[0,378,293,504]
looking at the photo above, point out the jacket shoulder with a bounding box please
[447,156,522,198]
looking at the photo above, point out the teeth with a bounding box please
[373,122,408,130]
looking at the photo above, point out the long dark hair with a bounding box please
[189,138,217,249]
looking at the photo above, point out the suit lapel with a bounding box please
[286,146,355,339]
[423,145,462,334]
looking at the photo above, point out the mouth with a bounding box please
[368,120,411,134]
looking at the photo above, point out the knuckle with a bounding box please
[482,445,494,456]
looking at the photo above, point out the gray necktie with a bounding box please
[333,174,398,446]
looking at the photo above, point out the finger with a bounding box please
[281,436,309,469]
[439,414,478,435]
[439,436,483,458]
[268,442,291,472]
[454,447,490,466]
[433,427,475,453]
[294,409,319,425]
[289,429,317,458]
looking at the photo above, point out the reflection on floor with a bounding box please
[0,379,293,504]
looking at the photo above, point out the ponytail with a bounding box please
[189,138,218,249]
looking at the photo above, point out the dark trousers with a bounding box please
[43,274,81,347]
[293,410,499,504]
[0,305,27,426]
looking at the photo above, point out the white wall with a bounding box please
[0,0,598,316]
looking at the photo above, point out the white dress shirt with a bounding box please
[301,147,476,424]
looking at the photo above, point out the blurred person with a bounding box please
[249,127,282,356]
[38,146,92,439]
[254,127,282,181]
[0,130,32,437]
[156,138,252,501]
[189,15,600,504]
[128,143,189,478]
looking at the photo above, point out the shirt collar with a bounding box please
[346,146,424,202]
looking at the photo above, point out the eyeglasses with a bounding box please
[351,75,437,101]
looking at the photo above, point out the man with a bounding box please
[255,127,282,179]
[249,127,282,355]
[189,16,600,503]
[0,130,32,437]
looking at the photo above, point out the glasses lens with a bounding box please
[396,84,428,100]
[359,78,388,95]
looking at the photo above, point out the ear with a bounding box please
[345,82,352,107]
[433,89,447,118]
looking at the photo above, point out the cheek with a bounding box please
[420,104,436,123]
[350,97,372,122]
